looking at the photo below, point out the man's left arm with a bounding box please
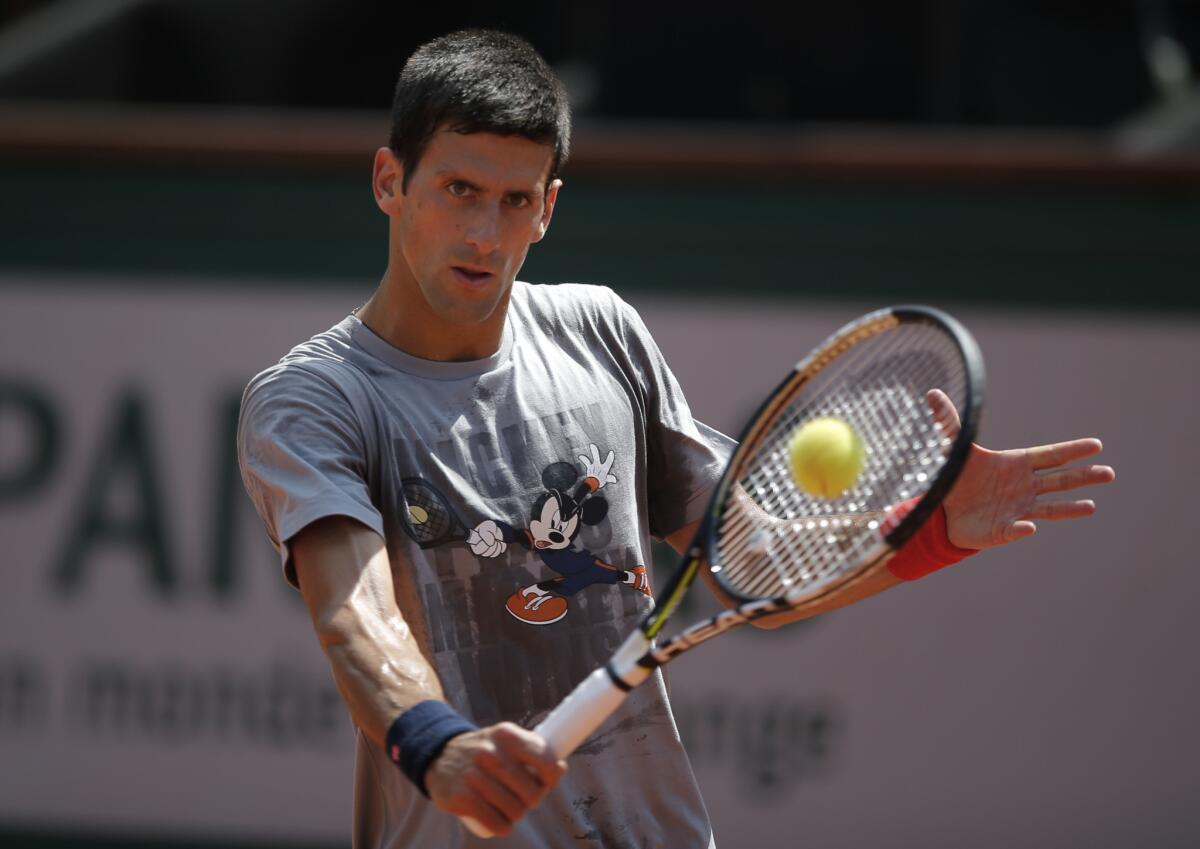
[675,388,1116,628]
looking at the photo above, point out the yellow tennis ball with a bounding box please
[787,417,865,498]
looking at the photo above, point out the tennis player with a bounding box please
[236,29,1115,848]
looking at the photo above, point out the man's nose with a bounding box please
[465,205,501,253]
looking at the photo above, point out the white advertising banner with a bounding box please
[0,276,1194,847]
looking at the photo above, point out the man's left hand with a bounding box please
[927,388,1116,551]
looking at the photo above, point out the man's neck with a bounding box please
[355,272,511,363]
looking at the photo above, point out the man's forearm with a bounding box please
[291,516,447,750]
[317,608,445,749]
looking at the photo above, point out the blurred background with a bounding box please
[1,1,1197,847]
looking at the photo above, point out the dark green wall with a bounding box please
[2,162,1197,312]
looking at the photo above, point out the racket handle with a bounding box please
[535,666,634,759]
[459,670,631,840]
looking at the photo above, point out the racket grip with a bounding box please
[535,667,634,759]
[458,669,632,840]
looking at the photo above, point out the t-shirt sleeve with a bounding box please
[609,291,737,539]
[236,363,385,588]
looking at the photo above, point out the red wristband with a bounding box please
[884,497,979,581]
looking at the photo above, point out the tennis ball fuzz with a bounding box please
[787,417,865,498]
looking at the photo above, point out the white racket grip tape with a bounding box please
[537,628,654,758]
[535,667,631,759]
[460,672,634,840]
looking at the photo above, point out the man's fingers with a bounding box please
[456,787,512,837]
[1026,499,1097,521]
[1034,464,1116,495]
[925,388,961,439]
[493,724,567,786]
[466,810,511,838]
[464,767,525,826]
[476,748,546,808]
[1003,520,1038,542]
[1026,438,1105,471]
[509,748,566,788]
[434,723,565,835]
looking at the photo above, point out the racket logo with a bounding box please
[651,598,785,665]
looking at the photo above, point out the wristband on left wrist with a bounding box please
[885,498,979,581]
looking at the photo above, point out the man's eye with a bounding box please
[448,182,470,197]
[507,195,530,208]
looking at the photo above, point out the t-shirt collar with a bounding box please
[344,309,514,380]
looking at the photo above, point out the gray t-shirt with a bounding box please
[237,281,732,848]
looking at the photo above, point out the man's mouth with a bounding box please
[452,266,494,284]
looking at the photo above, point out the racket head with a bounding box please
[702,305,984,605]
[400,477,470,548]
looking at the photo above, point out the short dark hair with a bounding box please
[389,29,572,194]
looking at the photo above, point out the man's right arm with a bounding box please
[290,515,567,836]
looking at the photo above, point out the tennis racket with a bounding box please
[400,477,472,548]
[463,304,984,837]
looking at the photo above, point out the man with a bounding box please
[237,29,1114,848]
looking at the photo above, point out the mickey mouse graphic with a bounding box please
[467,444,652,625]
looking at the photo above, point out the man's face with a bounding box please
[384,129,560,328]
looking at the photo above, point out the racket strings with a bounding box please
[750,323,963,497]
[725,359,954,597]
[714,323,968,600]
[723,327,962,597]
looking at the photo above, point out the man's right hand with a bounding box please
[426,723,568,836]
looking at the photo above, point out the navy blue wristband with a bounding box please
[386,700,479,797]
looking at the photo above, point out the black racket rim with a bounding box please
[883,305,984,550]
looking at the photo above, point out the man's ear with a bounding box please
[532,178,563,242]
[372,147,405,214]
